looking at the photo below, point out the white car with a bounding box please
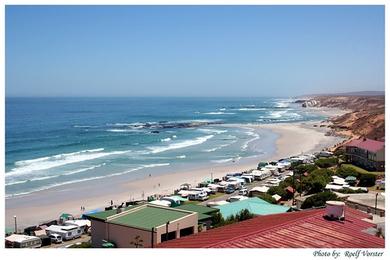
[49,234,62,244]
[238,188,248,196]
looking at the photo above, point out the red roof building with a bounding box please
[344,138,385,171]
[158,207,384,248]
[345,138,385,153]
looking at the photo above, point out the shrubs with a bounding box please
[301,191,339,209]
[212,209,255,228]
[358,173,376,187]
[338,188,367,194]
[267,186,292,200]
[293,164,318,175]
[315,157,339,168]
[257,193,277,204]
[336,166,360,179]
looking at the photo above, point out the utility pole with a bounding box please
[375,193,379,215]
[165,221,170,242]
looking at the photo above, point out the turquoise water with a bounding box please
[5,97,324,197]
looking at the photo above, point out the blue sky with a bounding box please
[6,5,384,97]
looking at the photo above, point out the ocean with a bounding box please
[5,97,325,198]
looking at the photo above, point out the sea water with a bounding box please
[5,97,324,197]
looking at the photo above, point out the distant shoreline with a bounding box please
[5,108,347,228]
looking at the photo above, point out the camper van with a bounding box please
[188,190,209,201]
[46,225,82,241]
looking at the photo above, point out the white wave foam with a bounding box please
[234,108,266,111]
[6,163,170,198]
[107,129,139,132]
[172,135,177,138]
[161,138,171,142]
[176,155,186,159]
[241,131,260,150]
[148,135,214,154]
[203,140,237,152]
[198,128,227,134]
[203,112,236,115]
[211,157,241,163]
[142,163,170,168]
[8,149,129,177]
[6,163,107,186]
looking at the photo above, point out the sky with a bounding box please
[5,5,385,97]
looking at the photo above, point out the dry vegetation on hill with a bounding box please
[303,95,385,140]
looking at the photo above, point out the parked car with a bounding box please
[49,234,63,244]
[238,188,248,196]
[225,186,235,194]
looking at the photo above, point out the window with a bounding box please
[68,232,72,236]
[161,231,176,242]
[180,227,194,237]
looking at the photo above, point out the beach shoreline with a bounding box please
[5,113,347,228]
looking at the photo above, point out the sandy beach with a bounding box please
[5,118,345,229]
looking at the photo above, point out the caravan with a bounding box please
[46,225,82,241]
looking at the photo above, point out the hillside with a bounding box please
[300,95,385,140]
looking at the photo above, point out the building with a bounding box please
[158,207,384,248]
[86,204,198,248]
[345,138,385,171]
[213,197,290,219]
[175,204,220,229]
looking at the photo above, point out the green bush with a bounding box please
[293,164,318,175]
[336,166,360,179]
[69,242,92,248]
[211,209,255,228]
[358,173,376,187]
[338,188,367,194]
[257,193,277,204]
[302,174,328,195]
[315,157,339,168]
[301,191,339,209]
[267,186,292,200]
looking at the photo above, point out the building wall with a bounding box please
[155,213,198,244]
[346,146,385,171]
[90,220,107,248]
[90,213,198,248]
[107,224,154,248]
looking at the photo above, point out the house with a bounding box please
[86,204,198,248]
[158,206,384,248]
[345,138,385,171]
[213,197,290,219]
[5,234,42,248]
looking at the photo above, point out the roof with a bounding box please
[176,204,219,215]
[108,205,193,230]
[86,206,133,221]
[6,234,40,243]
[214,197,289,218]
[158,207,384,248]
[285,186,295,193]
[345,138,384,152]
[250,186,269,193]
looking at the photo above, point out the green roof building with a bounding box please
[215,197,290,219]
[87,204,198,248]
[176,204,220,224]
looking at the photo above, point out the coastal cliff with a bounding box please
[299,94,385,140]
